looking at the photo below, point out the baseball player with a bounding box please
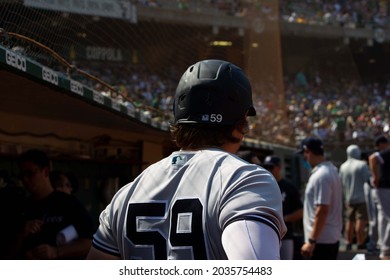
[87,59,286,260]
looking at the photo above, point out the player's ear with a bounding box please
[235,119,249,136]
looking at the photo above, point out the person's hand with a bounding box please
[23,219,43,237]
[373,177,379,188]
[301,242,315,259]
[25,244,58,259]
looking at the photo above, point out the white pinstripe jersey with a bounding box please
[92,148,286,259]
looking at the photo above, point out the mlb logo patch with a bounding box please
[201,114,209,121]
[172,155,187,165]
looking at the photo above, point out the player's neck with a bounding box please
[310,156,326,168]
[222,128,244,154]
[221,142,241,154]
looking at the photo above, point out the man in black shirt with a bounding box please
[15,149,94,259]
[263,155,303,260]
[369,139,390,260]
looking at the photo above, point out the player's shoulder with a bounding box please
[202,149,264,170]
[144,148,265,177]
[160,148,253,166]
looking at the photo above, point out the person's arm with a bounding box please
[283,182,303,223]
[87,246,121,260]
[369,153,380,187]
[284,208,303,223]
[221,219,280,260]
[301,204,329,258]
[24,238,92,259]
[57,238,92,259]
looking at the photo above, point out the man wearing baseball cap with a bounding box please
[263,155,303,260]
[297,137,343,259]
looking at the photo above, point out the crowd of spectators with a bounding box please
[80,0,390,146]
[279,0,389,28]
[136,0,390,29]
[6,42,389,148]
[112,0,389,144]
[70,60,389,148]
[73,61,177,122]
[284,71,390,145]
[4,0,390,147]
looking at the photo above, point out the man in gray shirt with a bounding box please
[297,137,343,260]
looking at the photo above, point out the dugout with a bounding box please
[0,47,177,226]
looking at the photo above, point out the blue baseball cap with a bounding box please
[375,135,388,147]
[296,137,324,155]
[262,155,281,168]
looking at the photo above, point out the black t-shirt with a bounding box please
[20,191,95,256]
[278,178,303,240]
[0,186,27,259]
[379,148,390,189]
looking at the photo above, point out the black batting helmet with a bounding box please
[173,59,256,125]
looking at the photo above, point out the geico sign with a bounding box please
[70,80,83,96]
[93,91,104,104]
[111,100,120,111]
[6,50,27,72]
[42,67,58,86]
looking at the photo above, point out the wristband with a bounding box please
[308,238,317,244]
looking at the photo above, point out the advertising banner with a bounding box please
[24,0,137,22]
